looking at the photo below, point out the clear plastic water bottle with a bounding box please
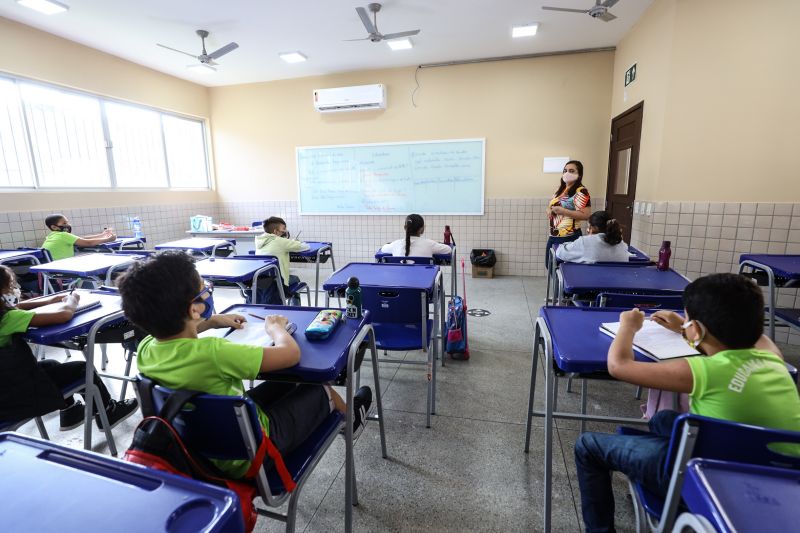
[132,216,143,239]
[345,277,362,319]
[657,240,672,271]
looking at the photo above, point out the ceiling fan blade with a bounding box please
[597,11,617,21]
[207,42,239,60]
[381,30,420,40]
[157,43,198,59]
[356,7,377,35]
[541,7,590,13]
[343,37,372,41]
[602,0,620,8]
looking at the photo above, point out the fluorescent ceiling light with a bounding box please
[187,63,216,74]
[512,23,539,38]
[279,52,307,64]
[387,38,413,51]
[17,0,69,15]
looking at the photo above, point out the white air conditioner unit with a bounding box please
[313,84,386,113]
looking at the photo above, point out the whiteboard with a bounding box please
[296,138,485,215]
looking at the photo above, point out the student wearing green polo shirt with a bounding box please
[41,213,116,260]
[0,265,138,430]
[118,251,372,478]
[575,273,800,533]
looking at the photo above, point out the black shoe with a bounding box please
[351,386,373,438]
[59,401,86,431]
[95,399,139,431]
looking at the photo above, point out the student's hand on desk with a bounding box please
[64,293,80,308]
[209,313,246,329]
[265,315,289,332]
[619,308,645,332]
[650,310,683,333]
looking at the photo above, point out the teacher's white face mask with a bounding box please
[562,172,579,184]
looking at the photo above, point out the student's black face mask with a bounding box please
[282,231,290,238]
[55,224,72,233]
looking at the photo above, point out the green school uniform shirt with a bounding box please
[42,231,79,260]
[0,309,35,348]
[136,335,267,478]
[687,348,800,433]
[254,233,310,284]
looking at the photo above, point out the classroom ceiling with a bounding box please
[1,0,654,87]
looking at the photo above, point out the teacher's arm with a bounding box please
[550,205,591,220]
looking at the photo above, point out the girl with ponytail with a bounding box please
[380,214,452,258]
[554,210,630,263]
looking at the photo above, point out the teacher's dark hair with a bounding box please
[589,211,623,246]
[404,214,425,256]
[554,160,584,198]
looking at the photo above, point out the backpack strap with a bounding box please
[243,428,297,492]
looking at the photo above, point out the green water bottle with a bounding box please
[345,277,362,319]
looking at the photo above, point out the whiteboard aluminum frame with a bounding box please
[296,137,485,216]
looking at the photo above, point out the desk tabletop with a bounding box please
[29,254,142,276]
[739,254,800,279]
[24,289,127,345]
[290,241,332,257]
[195,257,277,283]
[374,245,453,263]
[0,432,242,533]
[323,262,439,292]
[187,229,261,236]
[0,248,44,262]
[560,263,689,295]
[684,458,800,533]
[155,238,236,251]
[219,304,370,382]
[94,236,146,250]
[539,306,653,373]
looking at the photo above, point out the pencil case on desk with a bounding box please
[304,310,343,340]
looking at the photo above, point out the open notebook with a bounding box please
[600,320,700,361]
[32,295,102,315]
[200,321,297,346]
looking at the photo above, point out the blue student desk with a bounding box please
[217,304,388,532]
[681,458,800,533]
[738,254,800,339]
[323,262,445,427]
[23,289,133,455]
[556,263,689,304]
[0,432,243,533]
[375,243,458,298]
[29,253,144,294]
[155,237,236,257]
[0,248,46,265]
[89,236,146,252]
[195,257,281,304]
[545,245,652,304]
[524,306,655,532]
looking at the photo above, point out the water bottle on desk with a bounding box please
[657,240,671,271]
[345,277,362,319]
[132,217,143,239]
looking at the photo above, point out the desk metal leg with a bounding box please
[83,312,123,456]
[440,282,446,368]
[314,250,322,307]
[543,327,555,533]
[344,330,356,533]
[367,327,388,459]
[524,320,542,453]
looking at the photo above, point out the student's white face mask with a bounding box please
[2,287,21,307]
[562,171,579,184]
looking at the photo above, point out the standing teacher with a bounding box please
[545,160,591,268]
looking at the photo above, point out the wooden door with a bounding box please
[605,102,643,243]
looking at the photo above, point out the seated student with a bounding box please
[42,213,116,261]
[254,216,309,305]
[117,251,372,478]
[554,210,629,264]
[0,265,138,430]
[575,273,800,533]
[380,214,452,258]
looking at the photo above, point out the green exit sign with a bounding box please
[624,63,637,86]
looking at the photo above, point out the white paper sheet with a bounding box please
[600,320,700,361]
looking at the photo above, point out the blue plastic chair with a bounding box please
[595,292,684,310]
[377,256,434,265]
[237,254,310,306]
[135,375,344,533]
[617,413,800,533]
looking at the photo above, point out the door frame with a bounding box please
[605,101,644,243]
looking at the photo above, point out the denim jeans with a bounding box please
[252,275,302,306]
[545,230,582,269]
[574,410,680,533]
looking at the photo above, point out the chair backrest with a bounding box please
[596,292,684,310]
[664,414,800,477]
[360,286,428,326]
[136,375,263,461]
[39,248,54,263]
[378,256,434,265]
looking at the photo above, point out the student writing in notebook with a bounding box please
[380,214,452,258]
[554,210,629,264]
[574,273,800,533]
[41,213,116,261]
[118,251,372,479]
[0,265,138,431]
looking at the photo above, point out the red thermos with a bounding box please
[444,225,452,245]
[657,240,672,271]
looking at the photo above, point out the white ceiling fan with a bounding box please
[542,0,621,22]
[157,29,239,72]
[346,3,420,43]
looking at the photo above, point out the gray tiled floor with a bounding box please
[16,268,800,532]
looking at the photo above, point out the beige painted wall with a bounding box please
[210,51,614,203]
[611,0,800,202]
[0,17,216,211]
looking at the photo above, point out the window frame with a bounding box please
[0,71,212,191]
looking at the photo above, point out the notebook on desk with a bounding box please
[600,320,700,361]
[33,295,102,315]
[200,320,297,346]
